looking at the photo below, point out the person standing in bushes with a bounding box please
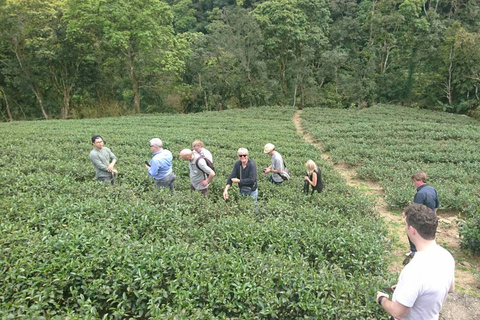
[376,203,454,320]
[145,138,175,195]
[192,139,213,162]
[303,160,324,195]
[223,147,258,205]
[405,171,440,263]
[180,148,215,197]
[89,135,118,185]
[262,143,284,185]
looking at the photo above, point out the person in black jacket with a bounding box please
[223,147,258,204]
[303,160,323,195]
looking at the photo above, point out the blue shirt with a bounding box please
[148,149,173,180]
[414,184,439,212]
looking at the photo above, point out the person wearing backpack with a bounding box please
[303,160,324,195]
[192,140,213,162]
[180,149,215,196]
[262,143,284,185]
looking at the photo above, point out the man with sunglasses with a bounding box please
[223,148,258,204]
[89,135,118,185]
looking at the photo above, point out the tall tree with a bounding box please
[66,0,186,114]
[0,0,64,119]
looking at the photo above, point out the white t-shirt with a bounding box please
[392,244,455,320]
[193,148,213,162]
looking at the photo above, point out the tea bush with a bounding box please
[1,107,392,318]
[301,104,480,253]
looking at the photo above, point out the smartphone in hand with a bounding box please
[382,287,394,293]
[145,161,150,167]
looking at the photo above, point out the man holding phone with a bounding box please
[376,203,454,320]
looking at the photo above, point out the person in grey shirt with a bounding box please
[263,143,284,185]
[89,135,118,185]
[180,148,215,196]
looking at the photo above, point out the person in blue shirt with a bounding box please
[404,171,439,263]
[145,138,175,195]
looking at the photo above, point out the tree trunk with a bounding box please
[0,86,13,121]
[12,37,49,120]
[126,42,140,114]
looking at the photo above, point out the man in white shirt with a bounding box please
[376,203,455,320]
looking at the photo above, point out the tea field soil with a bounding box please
[293,110,480,320]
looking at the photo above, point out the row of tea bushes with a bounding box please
[301,104,480,253]
[1,106,393,318]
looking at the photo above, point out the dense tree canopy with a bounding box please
[0,0,479,119]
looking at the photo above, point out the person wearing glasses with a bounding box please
[145,138,175,195]
[89,135,118,185]
[223,148,258,204]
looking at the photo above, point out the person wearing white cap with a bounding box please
[262,143,284,185]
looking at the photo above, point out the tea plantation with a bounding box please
[0,106,396,318]
[301,104,480,253]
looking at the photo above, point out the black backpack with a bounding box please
[195,155,216,176]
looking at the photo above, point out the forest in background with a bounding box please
[1,0,480,120]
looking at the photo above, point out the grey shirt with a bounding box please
[89,147,117,179]
[189,153,214,190]
[271,151,284,183]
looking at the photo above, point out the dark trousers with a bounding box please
[190,184,208,196]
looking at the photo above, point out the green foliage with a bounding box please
[302,104,480,253]
[0,107,391,318]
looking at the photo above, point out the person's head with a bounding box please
[237,147,249,164]
[92,135,104,150]
[305,160,318,175]
[150,138,163,152]
[192,140,204,153]
[180,148,194,161]
[263,143,275,155]
[411,171,427,188]
[403,203,438,241]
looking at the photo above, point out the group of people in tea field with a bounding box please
[89,135,324,199]
[90,135,454,320]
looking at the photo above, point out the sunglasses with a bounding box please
[238,154,248,157]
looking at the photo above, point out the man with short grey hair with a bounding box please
[145,138,175,195]
[180,148,215,196]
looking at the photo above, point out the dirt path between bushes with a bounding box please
[293,110,480,319]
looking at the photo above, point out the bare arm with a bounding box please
[376,292,409,319]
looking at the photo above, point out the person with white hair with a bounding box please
[223,147,258,204]
[145,138,175,195]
